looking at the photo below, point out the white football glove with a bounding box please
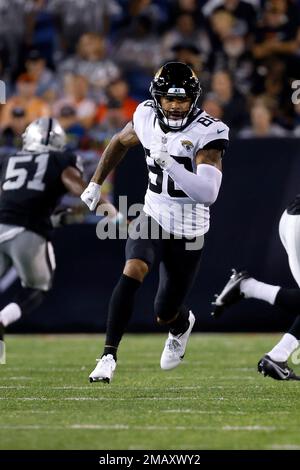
[80,182,101,211]
[150,140,173,170]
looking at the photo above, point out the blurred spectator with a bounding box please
[161,13,210,61]
[53,74,96,129]
[169,0,202,26]
[96,78,138,125]
[114,14,162,73]
[57,104,86,151]
[115,0,169,36]
[0,73,50,129]
[51,0,120,53]
[209,9,236,43]
[253,0,300,73]
[0,0,298,146]
[206,9,237,71]
[25,49,58,100]
[202,93,224,119]
[97,99,128,135]
[203,0,258,37]
[175,0,201,14]
[113,14,162,100]
[252,56,294,128]
[209,31,254,94]
[0,0,25,74]
[170,43,211,92]
[58,33,120,101]
[24,0,59,68]
[0,106,27,149]
[239,102,288,137]
[211,70,247,132]
[203,0,261,17]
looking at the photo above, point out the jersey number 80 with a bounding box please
[147,152,193,198]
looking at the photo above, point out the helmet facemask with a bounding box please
[155,92,196,131]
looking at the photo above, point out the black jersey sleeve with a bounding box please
[54,151,84,175]
[202,139,229,152]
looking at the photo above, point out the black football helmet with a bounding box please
[149,62,201,131]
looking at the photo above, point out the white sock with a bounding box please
[268,333,299,362]
[0,303,22,327]
[240,278,280,305]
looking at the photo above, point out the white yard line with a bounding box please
[0,395,250,401]
[51,386,99,390]
[223,425,277,431]
[0,386,28,389]
[0,424,279,432]
[2,377,33,380]
[19,410,56,414]
[268,444,300,450]
[164,376,185,380]
[162,409,247,415]
[162,409,290,415]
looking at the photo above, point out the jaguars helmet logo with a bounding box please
[181,140,194,151]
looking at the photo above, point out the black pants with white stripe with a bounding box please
[0,226,55,291]
[0,226,54,320]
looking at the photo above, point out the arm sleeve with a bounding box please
[58,151,84,175]
[165,161,222,206]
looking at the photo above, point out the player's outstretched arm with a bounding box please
[61,166,86,197]
[81,122,140,211]
[60,166,120,222]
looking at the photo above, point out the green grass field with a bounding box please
[0,333,300,450]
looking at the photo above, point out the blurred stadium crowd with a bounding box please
[0,0,300,174]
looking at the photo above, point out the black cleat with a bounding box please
[257,355,300,381]
[211,269,249,318]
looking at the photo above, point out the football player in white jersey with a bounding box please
[212,196,300,381]
[81,62,230,383]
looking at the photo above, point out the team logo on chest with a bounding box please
[181,140,194,152]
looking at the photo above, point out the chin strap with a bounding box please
[163,116,188,129]
[160,102,197,131]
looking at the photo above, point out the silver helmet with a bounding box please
[22,117,66,152]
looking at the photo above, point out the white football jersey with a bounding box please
[133,100,229,237]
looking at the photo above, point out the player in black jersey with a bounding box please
[0,117,117,341]
[212,196,300,381]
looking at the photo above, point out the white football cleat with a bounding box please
[160,311,195,370]
[89,354,116,383]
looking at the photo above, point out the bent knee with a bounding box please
[155,309,178,325]
[123,259,149,282]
